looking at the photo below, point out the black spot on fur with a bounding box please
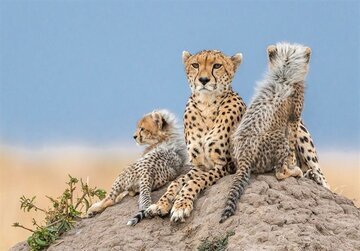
[300,125,308,133]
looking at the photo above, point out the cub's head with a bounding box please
[182,50,242,95]
[133,110,177,145]
[267,42,311,81]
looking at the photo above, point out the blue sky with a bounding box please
[0,0,359,150]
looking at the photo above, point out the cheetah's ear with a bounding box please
[152,112,167,130]
[182,51,192,64]
[267,45,277,62]
[305,47,311,63]
[231,53,243,69]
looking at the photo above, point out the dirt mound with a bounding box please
[11,173,360,251]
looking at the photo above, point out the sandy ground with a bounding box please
[1,146,359,250]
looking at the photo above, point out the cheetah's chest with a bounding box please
[184,100,221,166]
[186,101,218,135]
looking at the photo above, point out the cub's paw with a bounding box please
[86,201,105,218]
[304,169,330,189]
[170,198,193,223]
[276,165,303,180]
[291,165,303,178]
[145,199,172,218]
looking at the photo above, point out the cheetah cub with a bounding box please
[220,43,311,223]
[86,110,187,226]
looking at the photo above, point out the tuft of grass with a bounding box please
[13,174,106,251]
[197,230,235,251]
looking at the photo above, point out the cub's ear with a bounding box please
[231,53,243,69]
[305,47,311,63]
[152,112,167,130]
[267,45,277,62]
[182,51,192,64]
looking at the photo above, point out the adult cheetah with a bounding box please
[146,49,328,223]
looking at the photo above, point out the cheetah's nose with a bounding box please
[199,77,210,85]
[133,135,137,139]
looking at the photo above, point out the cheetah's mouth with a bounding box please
[198,87,212,92]
[199,87,209,91]
[197,83,217,92]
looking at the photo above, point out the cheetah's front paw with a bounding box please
[170,198,193,223]
[85,197,114,218]
[276,165,303,180]
[86,201,105,218]
[145,199,172,218]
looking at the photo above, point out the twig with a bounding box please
[52,240,64,247]
[13,223,35,233]
[74,192,87,210]
[46,217,66,228]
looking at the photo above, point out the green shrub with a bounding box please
[13,175,106,251]
[197,230,235,251]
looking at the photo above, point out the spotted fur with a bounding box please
[145,50,246,222]
[220,43,328,223]
[86,110,187,226]
[146,48,328,224]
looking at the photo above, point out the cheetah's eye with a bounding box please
[213,63,222,69]
[191,63,199,69]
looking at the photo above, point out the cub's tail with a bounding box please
[220,165,251,223]
[127,210,145,226]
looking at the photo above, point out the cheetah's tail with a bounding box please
[220,167,251,223]
[127,210,145,226]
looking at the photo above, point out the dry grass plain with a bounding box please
[1,146,359,250]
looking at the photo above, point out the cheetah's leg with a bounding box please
[275,133,303,180]
[115,191,130,203]
[275,144,303,180]
[113,190,136,203]
[145,167,203,217]
[86,174,125,217]
[296,121,330,188]
[281,86,305,180]
[287,86,305,169]
[86,197,115,218]
[170,164,230,223]
[275,160,303,180]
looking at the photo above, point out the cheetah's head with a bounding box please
[267,42,311,82]
[182,50,242,95]
[133,110,177,145]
